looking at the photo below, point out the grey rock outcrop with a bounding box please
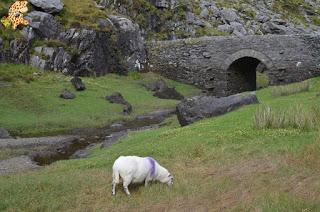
[0,128,12,139]
[25,11,61,39]
[29,0,64,14]
[108,15,146,71]
[9,39,30,64]
[176,93,259,126]
[30,46,73,72]
[59,28,127,76]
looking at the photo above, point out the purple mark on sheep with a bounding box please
[146,157,156,177]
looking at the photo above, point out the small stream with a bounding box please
[30,109,176,166]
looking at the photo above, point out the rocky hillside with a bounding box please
[0,0,319,76]
[99,0,320,39]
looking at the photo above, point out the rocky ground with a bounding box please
[0,0,319,78]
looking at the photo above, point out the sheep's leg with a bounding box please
[145,176,151,187]
[123,178,132,196]
[112,182,116,196]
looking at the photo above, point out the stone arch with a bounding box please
[221,49,274,71]
[222,49,274,95]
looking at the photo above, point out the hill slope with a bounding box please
[1,78,320,211]
[0,64,200,136]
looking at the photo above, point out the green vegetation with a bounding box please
[254,104,320,130]
[311,16,320,26]
[256,72,269,89]
[56,0,109,29]
[272,80,310,96]
[0,64,200,136]
[1,69,320,210]
[271,0,314,25]
[0,63,38,83]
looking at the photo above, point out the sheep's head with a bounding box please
[167,173,174,186]
[160,172,173,186]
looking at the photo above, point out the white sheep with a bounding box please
[112,156,173,196]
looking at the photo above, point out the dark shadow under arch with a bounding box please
[222,50,273,95]
[226,57,261,94]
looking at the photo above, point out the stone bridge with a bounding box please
[147,34,320,96]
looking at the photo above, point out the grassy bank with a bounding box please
[0,64,200,136]
[1,76,320,211]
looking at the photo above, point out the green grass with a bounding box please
[254,104,320,130]
[256,72,270,89]
[272,80,310,96]
[0,64,200,136]
[1,74,320,210]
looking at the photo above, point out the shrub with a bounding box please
[254,104,320,131]
[271,80,310,96]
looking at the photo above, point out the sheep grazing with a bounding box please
[112,156,173,196]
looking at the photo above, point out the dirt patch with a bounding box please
[203,156,282,181]
[282,174,320,200]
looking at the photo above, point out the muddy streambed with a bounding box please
[0,109,175,175]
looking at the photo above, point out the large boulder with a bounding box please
[25,11,61,39]
[176,93,259,126]
[144,79,184,100]
[29,0,64,14]
[106,92,133,115]
[219,8,240,23]
[154,87,184,100]
[144,79,167,92]
[106,92,128,105]
[71,77,86,91]
[60,89,75,99]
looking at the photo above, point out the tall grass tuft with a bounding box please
[254,104,320,130]
[271,80,310,96]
